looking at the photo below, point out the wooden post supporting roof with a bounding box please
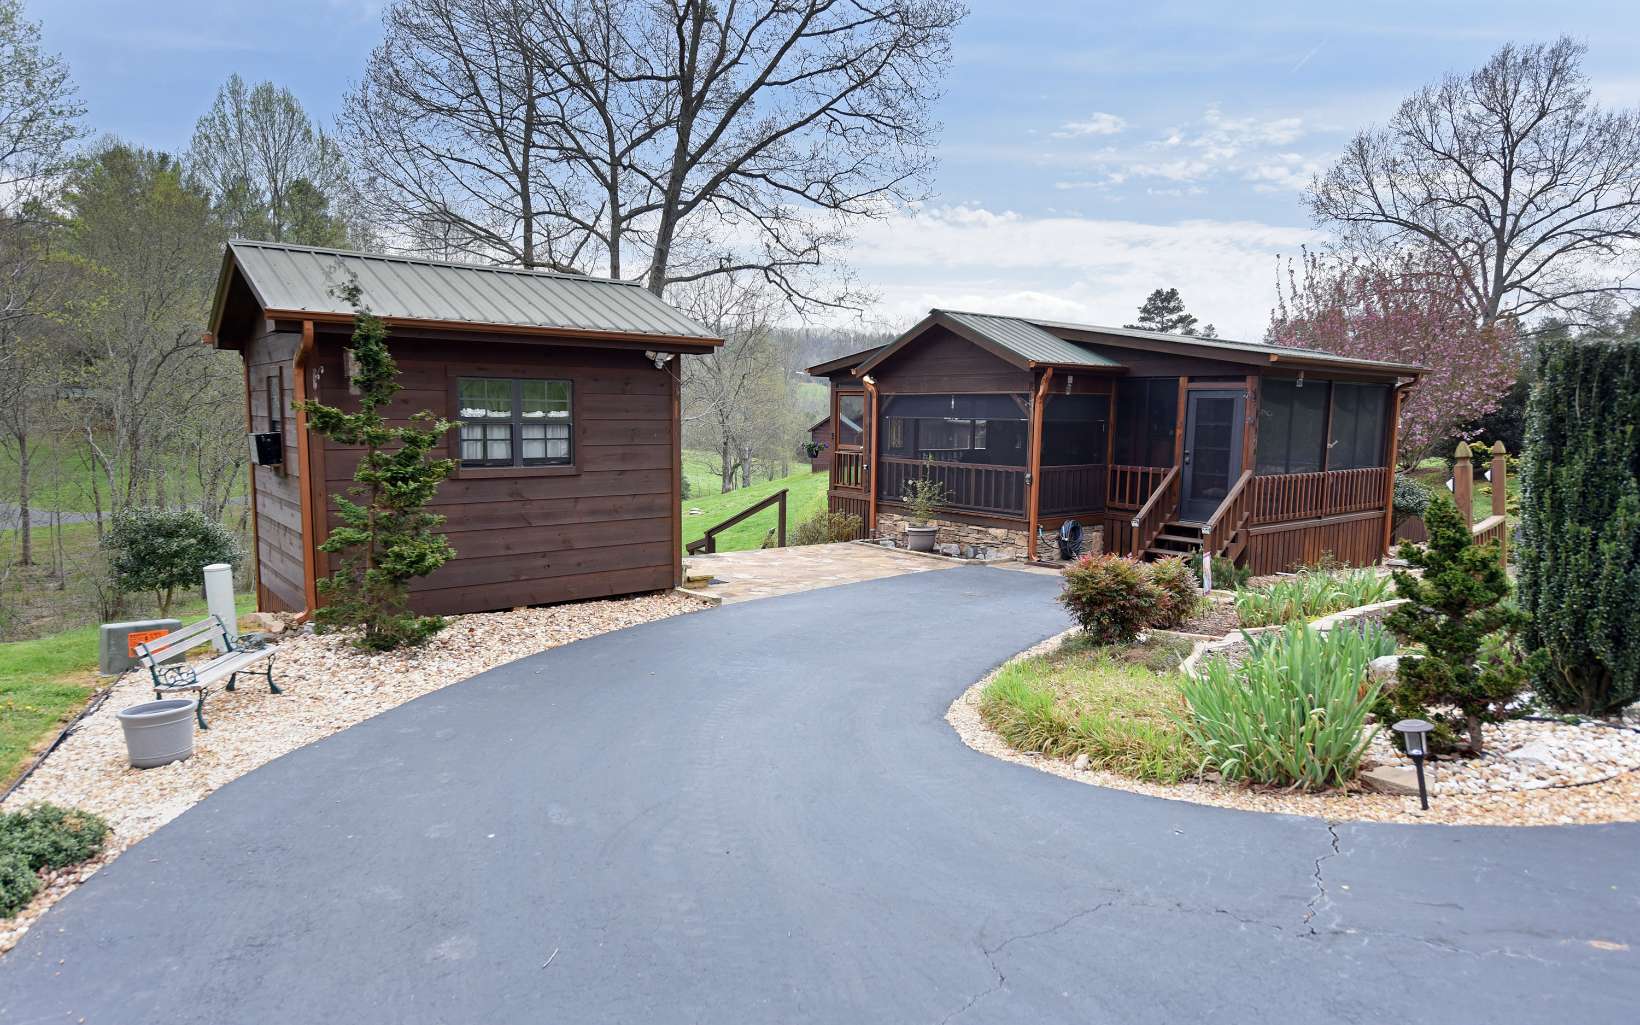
[863,375,880,535]
[1025,368,1054,562]
[1381,383,1410,557]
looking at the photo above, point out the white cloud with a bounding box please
[1049,105,1321,193]
[836,205,1321,340]
[1051,111,1128,139]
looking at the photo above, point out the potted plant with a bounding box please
[901,459,947,552]
[803,440,825,459]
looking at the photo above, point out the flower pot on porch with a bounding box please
[116,698,197,769]
[905,524,938,552]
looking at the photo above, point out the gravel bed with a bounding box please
[0,591,706,955]
[949,628,1640,828]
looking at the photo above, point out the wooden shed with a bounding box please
[807,310,1423,574]
[208,241,721,616]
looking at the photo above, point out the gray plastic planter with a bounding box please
[116,698,197,769]
[905,525,938,552]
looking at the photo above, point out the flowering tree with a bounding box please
[1269,250,1520,467]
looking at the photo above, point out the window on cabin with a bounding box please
[1256,377,1329,474]
[1327,382,1390,469]
[1112,378,1178,466]
[457,377,573,468]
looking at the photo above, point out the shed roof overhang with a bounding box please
[206,242,723,354]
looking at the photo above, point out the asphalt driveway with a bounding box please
[2,567,1636,1023]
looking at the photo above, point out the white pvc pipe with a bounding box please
[203,563,236,651]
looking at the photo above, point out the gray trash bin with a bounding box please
[116,699,197,768]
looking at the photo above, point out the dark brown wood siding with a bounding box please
[871,325,1032,393]
[244,329,305,612]
[309,333,679,615]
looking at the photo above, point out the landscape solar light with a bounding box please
[1393,719,1435,810]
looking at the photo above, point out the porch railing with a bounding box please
[1126,466,1180,557]
[1039,463,1107,516]
[1107,464,1172,509]
[831,449,864,490]
[1251,467,1390,524]
[1201,469,1254,564]
[877,456,1025,516]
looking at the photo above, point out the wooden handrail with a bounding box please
[1128,465,1179,556]
[1201,469,1254,564]
[685,488,788,555]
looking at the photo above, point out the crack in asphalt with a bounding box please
[937,903,1114,1024]
[1303,819,1342,933]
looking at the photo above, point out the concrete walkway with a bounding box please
[1,567,1636,1023]
[683,539,956,603]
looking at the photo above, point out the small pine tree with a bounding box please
[1382,494,1527,755]
[298,284,456,650]
[1126,287,1201,336]
[1517,335,1640,714]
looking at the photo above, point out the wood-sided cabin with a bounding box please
[208,241,721,616]
[806,310,1423,575]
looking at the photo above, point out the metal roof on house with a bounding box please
[1025,317,1423,374]
[211,240,720,344]
[940,311,1124,369]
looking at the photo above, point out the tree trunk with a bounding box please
[15,431,30,565]
[741,444,752,489]
[720,433,733,493]
[1466,714,1485,756]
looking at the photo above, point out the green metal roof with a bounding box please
[1024,317,1423,374]
[215,240,720,342]
[940,311,1124,368]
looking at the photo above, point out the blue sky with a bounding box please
[38,0,1640,338]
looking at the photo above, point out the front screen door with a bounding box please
[1180,390,1245,522]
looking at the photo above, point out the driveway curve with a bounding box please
[2,567,1636,1024]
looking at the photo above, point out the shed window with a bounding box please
[1327,383,1390,470]
[458,377,572,468]
[1113,379,1178,466]
[1256,377,1328,475]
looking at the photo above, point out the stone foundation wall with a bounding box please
[876,511,1103,562]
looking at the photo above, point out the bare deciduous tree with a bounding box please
[678,273,784,490]
[1308,37,1640,326]
[343,0,964,312]
[188,74,362,247]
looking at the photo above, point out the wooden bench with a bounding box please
[134,615,281,730]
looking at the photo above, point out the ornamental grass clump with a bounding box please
[1234,568,1392,627]
[1177,623,1393,790]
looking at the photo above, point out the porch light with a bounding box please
[1393,719,1434,810]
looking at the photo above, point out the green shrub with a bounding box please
[1187,551,1251,591]
[1058,554,1162,643]
[101,508,241,616]
[1147,557,1203,630]
[0,803,110,920]
[1178,623,1393,790]
[1517,335,1640,714]
[979,641,1198,783]
[1392,474,1432,531]
[1385,493,1530,755]
[790,508,863,546]
[1234,568,1392,627]
[0,847,39,918]
[0,803,110,871]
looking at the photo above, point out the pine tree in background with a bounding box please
[1383,494,1528,755]
[1126,288,1203,336]
[1517,335,1640,714]
[298,283,456,650]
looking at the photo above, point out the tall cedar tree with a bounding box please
[1126,288,1201,336]
[1517,335,1640,713]
[298,285,456,650]
[1383,494,1527,755]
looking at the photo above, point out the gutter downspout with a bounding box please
[862,375,880,536]
[1025,367,1054,562]
[294,320,319,614]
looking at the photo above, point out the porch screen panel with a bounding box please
[1327,383,1389,469]
[1256,378,1328,474]
[1042,395,1109,465]
[1113,379,1178,466]
[836,392,865,447]
[879,394,1027,467]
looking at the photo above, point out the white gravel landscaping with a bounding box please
[0,591,707,955]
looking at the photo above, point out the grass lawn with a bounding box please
[979,634,1200,783]
[681,461,829,554]
[0,591,257,789]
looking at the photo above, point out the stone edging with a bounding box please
[1176,598,1408,679]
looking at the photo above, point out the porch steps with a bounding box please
[1143,522,1205,561]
